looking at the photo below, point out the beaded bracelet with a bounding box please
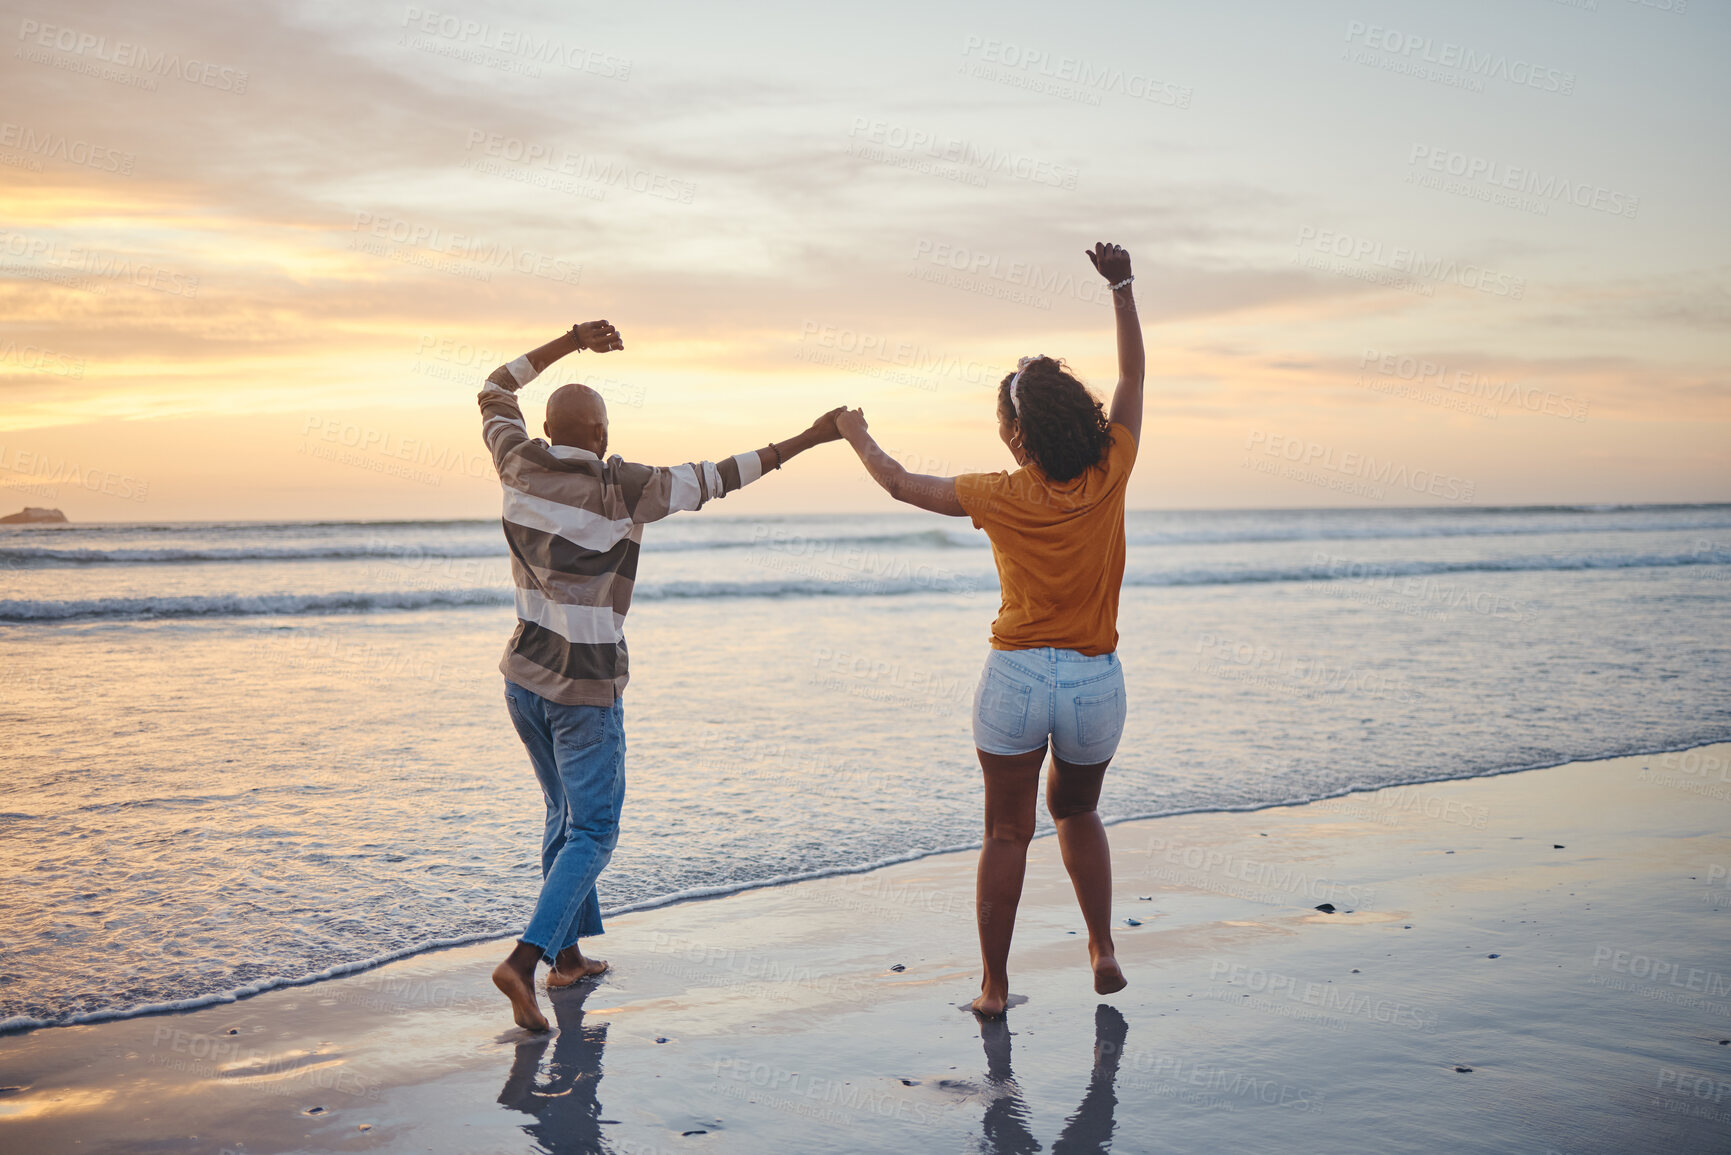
[1109,275,1135,291]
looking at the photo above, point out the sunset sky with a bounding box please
[1,0,1726,521]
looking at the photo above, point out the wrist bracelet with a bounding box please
[1109,275,1135,291]
[769,442,783,470]
[568,323,585,348]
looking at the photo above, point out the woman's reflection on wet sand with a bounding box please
[980,1004,1129,1154]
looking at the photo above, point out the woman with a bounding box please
[835,241,1143,1016]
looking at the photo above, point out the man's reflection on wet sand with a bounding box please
[497,981,611,1155]
[980,1004,1129,1154]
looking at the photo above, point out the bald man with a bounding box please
[479,319,844,1031]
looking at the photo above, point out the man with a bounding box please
[481,318,843,1030]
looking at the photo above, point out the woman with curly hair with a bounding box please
[835,241,1144,1016]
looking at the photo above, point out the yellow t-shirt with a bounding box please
[953,424,1137,656]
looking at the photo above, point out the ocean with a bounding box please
[1,504,1728,1032]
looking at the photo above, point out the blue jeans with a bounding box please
[504,682,627,962]
[972,647,1127,764]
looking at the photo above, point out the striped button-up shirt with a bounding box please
[480,353,763,705]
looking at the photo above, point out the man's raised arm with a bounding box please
[617,407,848,526]
[479,321,623,462]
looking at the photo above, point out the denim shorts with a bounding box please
[972,647,1127,764]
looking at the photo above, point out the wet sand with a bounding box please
[1,744,1728,1154]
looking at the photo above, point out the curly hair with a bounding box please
[997,357,1112,482]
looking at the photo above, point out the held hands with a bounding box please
[1084,241,1132,285]
[833,407,869,443]
[575,320,624,353]
[807,406,849,444]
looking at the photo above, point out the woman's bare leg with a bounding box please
[972,745,1046,1016]
[1048,755,1126,995]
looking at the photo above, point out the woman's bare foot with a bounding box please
[492,943,550,1031]
[1092,950,1127,996]
[547,946,609,988]
[971,980,1010,1018]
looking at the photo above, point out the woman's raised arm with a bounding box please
[835,409,967,517]
[1086,242,1145,445]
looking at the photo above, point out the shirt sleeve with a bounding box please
[953,471,1010,531]
[613,451,766,525]
[478,354,542,470]
[1110,423,1138,476]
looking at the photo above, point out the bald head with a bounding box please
[544,383,609,455]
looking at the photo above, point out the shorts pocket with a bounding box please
[976,667,1032,743]
[1074,686,1125,749]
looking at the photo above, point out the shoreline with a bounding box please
[4,736,1728,1039]
[1,743,1728,1153]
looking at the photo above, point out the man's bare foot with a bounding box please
[971,981,1010,1018]
[492,947,549,1032]
[547,952,609,988]
[1092,953,1127,996]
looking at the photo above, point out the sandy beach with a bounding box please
[6,0,1726,1149]
[2,743,1727,1153]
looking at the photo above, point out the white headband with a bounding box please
[1009,355,1044,415]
